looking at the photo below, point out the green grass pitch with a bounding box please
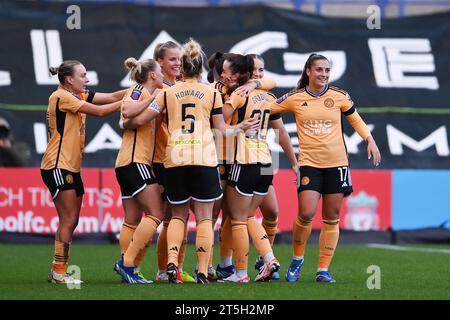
[0,243,449,300]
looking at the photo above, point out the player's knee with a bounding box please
[262,208,278,221]
[230,211,247,222]
[61,216,79,233]
[298,210,315,221]
[124,216,141,226]
[322,210,340,221]
[153,211,165,221]
[141,204,164,221]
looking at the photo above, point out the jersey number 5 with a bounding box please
[181,103,195,134]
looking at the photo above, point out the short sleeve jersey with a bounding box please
[152,79,223,168]
[153,80,175,164]
[115,84,156,167]
[211,80,234,162]
[270,85,354,168]
[228,89,277,165]
[40,86,94,172]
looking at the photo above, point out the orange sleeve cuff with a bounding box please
[259,77,276,90]
[346,110,371,141]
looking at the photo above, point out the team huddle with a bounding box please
[40,38,381,285]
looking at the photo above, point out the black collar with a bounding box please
[305,84,328,97]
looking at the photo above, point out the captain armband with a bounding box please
[149,101,161,113]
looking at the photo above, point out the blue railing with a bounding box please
[43,0,450,17]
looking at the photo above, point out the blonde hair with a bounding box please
[124,57,158,83]
[181,38,204,78]
[49,60,82,84]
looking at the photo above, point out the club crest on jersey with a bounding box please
[130,89,142,100]
[276,93,288,104]
[324,98,334,108]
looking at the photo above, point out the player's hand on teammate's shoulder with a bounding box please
[235,81,257,97]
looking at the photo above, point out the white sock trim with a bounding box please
[220,256,233,268]
[263,251,275,263]
[236,269,248,278]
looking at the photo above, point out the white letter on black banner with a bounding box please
[368,38,438,90]
[31,30,98,85]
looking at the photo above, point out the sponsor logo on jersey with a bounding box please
[303,119,333,134]
[130,89,142,100]
[174,138,202,145]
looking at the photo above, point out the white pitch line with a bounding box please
[367,244,450,254]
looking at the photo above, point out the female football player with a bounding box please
[42,60,125,284]
[271,53,381,283]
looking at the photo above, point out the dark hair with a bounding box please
[181,38,204,78]
[153,41,180,61]
[49,60,82,85]
[247,54,264,63]
[225,54,255,94]
[296,53,329,89]
[207,52,232,83]
[124,57,158,84]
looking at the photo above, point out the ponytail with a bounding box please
[48,60,82,85]
[124,57,158,83]
[181,38,204,78]
[207,52,224,83]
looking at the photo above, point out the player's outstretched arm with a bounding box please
[122,89,162,119]
[78,100,121,117]
[120,103,161,130]
[91,89,127,104]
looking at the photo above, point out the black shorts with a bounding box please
[152,162,167,199]
[297,165,353,197]
[115,163,157,199]
[227,163,273,197]
[165,166,223,204]
[41,168,84,199]
[218,161,232,181]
